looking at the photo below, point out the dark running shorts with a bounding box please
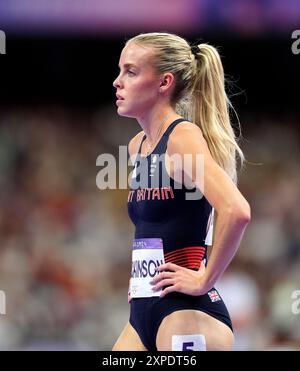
[129,288,233,351]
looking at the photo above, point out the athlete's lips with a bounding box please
[116,93,124,100]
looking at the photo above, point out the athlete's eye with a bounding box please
[127,70,136,76]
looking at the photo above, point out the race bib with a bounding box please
[130,238,165,298]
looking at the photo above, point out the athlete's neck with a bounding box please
[137,108,179,143]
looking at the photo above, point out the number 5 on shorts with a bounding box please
[172,335,206,351]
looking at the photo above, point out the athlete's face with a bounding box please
[113,43,162,118]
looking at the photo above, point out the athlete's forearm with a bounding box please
[203,208,250,290]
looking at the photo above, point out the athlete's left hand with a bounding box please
[150,260,210,297]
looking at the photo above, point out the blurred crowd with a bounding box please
[0,105,299,350]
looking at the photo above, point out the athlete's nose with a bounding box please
[113,74,123,89]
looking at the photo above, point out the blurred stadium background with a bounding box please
[0,0,300,350]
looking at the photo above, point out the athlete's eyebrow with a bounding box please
[118,63,138,70]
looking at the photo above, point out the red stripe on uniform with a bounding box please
[166,253,205,261]
[174,262,202,269]
[164,246,206,269]
[165,251,205,259]
[166,256,205,263]
[165,246,206,259]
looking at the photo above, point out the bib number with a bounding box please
[130,238,165,298]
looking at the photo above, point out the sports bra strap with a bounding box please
[137,118,187,155]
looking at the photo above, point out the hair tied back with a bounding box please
[190,44,201,57]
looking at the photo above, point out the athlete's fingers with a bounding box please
[159,284,179,297]
[150,271,174,284]
[156,262,182,273]
[152,278,176,291]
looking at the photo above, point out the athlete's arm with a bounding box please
[152,122,251,296]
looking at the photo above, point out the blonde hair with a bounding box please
[126,32,245,184]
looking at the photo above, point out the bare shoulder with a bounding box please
[167,121,209,155]
[128,130,145,162]
[174,121,203,134]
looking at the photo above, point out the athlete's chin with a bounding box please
[116,107,137,119]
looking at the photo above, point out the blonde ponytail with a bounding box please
[190,44,244,184]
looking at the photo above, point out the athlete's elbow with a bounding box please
[228,201,251,225]
[238,204,251,226]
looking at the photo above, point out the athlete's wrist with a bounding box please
[195,272,213,295]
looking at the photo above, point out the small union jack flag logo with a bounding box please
[208,290,221,302]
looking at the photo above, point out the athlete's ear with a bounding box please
[159,73,175,94]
